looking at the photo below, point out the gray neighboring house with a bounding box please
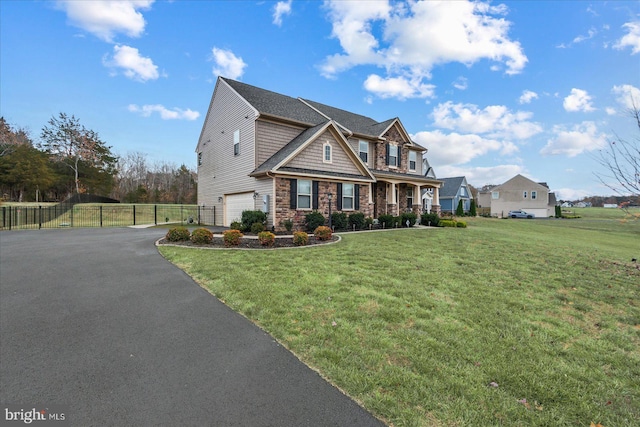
[477,174,556,218]
[196,77,443,230]
[438,176,472,214]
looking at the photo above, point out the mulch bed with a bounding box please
[158,235,339,249]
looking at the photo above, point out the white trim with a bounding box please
[323,141,333,163]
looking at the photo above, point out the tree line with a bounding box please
[0,114,196,204]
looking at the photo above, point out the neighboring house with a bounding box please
[438,176,472,214]
[196,77,443,229]
[477,174,556,218]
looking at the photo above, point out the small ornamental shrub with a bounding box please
[314,226,332,241]
[456,220,467,228]
[470,199,477,217]
[241,210,267,232]
[250,222,265,234]
[439,219,457,227]
[293,231,309,246]
[331,212,348,230]
[223,229,243,246]
[456,199,465,216]
[230,221,243,231]
[190,228,213,244]
[305,211,325,232]
[555,205,562,218]
[258,231,276,246]
[378,214,394,228]
[166,226,190,242]
[364,216,374,229]
[281,219,294,232]
[348,212,366,230]
[401,212,418,227]
[393,216,402,227]
[421,212,439,227]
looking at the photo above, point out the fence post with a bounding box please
[8,206,12,230]
[181,205,184,224]
[198,206,201,225]
[39,206,42,229]
[133,205,136,226]
[154,205,157,225]
[100,206,103,227]
[70,205,74,227]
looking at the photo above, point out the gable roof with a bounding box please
[493,174,550,192]
[439,176,468,199]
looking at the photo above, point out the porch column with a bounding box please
[433,186,440,213]
[414,184,421,213]
[390,183,396,204]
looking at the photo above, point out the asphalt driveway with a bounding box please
[0,227,384,426]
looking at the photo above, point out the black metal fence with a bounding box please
[0,204,215,230]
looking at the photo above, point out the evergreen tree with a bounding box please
[456,199,464,216]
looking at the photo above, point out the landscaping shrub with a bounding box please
[400,212,418,227]
[456,199,464,216]
[456,220,467,228]
[421,212,439,227]
[223,229,243,246]
[250,222,265,234]
[293,231,308,246]
[281,219,293,232]
[555,205,562,218]
[378,214,394,228]
[190,228,213,244]
[331,212,348,230]
[230,221,243,231]
[314,225,332,241]
[305,211,325,232]
[241,210,267,232]
[348,212,366,230]
[364,216,374,229]
[439,219,457,227]
[166,226,190,242]
[470,199,477,217]
[258,231,276,246]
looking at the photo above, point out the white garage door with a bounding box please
[224,192,255,226]
[525,208,550,218]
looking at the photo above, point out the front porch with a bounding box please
[372,177,441,218]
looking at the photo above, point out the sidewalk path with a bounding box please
[0,228,384,426]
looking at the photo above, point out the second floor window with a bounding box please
[388,144,398,167]
[492,191,500,199]
[233,130,240,156]
[523,191,528,199]
[532,191,537,200]
[359,140,368,163]
[409,151,416,171]
[198,152,202,166]
[323,142,332,163]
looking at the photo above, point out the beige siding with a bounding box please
[256,120,305,165]
[197,80,258,225]
[489,175,551,217]
[285,131,362,175]
[347,137,374,168]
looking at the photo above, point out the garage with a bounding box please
[224,192,255,226]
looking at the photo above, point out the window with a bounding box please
[492,191,500,199]
[342,183,354,210]
[233,130,240,156]
[523,191,528,199]
[531,191,537,200]
[297,180,311,209]
[198,152,202,166]
[460,186,468,197]
[323,142,332,163]
[409,151,416,171]
[407,187,414,207]
[388,144,398,167]
[359,140,368,163]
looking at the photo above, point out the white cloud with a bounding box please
[572,27,597,44]
[320,0,527,99]
[452,76,468,90]
[57,0,154,42]
[554,188,592,201]
[363,74,435,99]
[128,104,200,120]
[611,84,640,110]
[563,88,595,112]
[412,130,516,166]
[210,47,247,80]
[103,45,160,82]
[431,101,543,139]
[438,164,526,187]
[519,90,538,104]
[613,21,640,54]
[540,121,608,157]
[273,0,292,26]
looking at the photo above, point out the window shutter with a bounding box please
[354,185,360,210]
[385,144,390,165]
[290,179,297,209]
[337,183,343,211]
[312,181,319,209]
[397,146,402,167]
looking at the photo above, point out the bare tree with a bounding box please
[594,101,640,197]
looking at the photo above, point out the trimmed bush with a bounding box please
[258,231,276,246]
[555,205,562,218]
[348,212,366,230]
[190,228,213,244]
[223,229,243,246]
[364,216,374,229]
[293,231,309,246]
[421,212,439,227]
[230,221,243,231]
[250,222,265,234]
[166,226,190,242]
[281,219,293,232]
[241,210,267,232]
[305,211,325,232]
[456,199,464,216]
[401,212,418,227]
[439,219,457,227]
[331,212,348,230]
[470,199,477,217]
[314,225,332,241]
[456,220,467,228]
[378,214,394,228]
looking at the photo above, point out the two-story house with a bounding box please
[477,174,556,218]
[196,77,442,230]
[439,176,472,214]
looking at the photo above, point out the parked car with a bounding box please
[508,210,533,219]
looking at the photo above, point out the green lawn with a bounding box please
[159,210,639,427]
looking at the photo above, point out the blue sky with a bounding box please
[1,0,639,199]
